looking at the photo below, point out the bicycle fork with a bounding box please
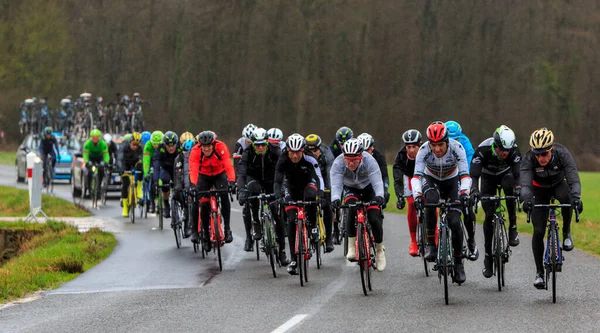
[295,208,310,260]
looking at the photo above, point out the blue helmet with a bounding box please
[141,131,151,146]
[445,121,462,139]
[183,139,195,151]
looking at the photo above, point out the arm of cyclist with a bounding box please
[469,147,484,194]
[329,155,344,203]
[82,139,91,164]
[101,140,110,164]
[364,153,385,200]
[305,154,325,191]
[215,140,235,183]
[392,150,406,201]
[235,147,250,191]
[556,144,582,200]
[142,141,154,178]
[456,143,472,201]
[510,146,522,186]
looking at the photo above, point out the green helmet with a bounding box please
[90,129,102,138]
[151,131,164,145]
[123,133,132,141]
[44,127,53,135]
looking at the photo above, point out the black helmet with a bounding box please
[197,131,216,145]
[335,126,353,144]
[402,129,422,145]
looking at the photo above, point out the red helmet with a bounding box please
[426,121,448,143]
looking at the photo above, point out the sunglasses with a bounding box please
[534,149,552,158]
[254,143,267,147]
[344,154,362,161]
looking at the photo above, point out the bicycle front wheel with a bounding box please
[173,201,182,249]
[550,226,558,303]
[358,223,368,296]
[129,185,135,224]
[298,220,305,287]
[264,216,277,278]
[440,226,449,305]
[494,219,502,291]
[418,219,429,277]
[213,212,223,271]
[158,195,163,230]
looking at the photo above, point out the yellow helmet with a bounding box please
[130,132,142,146]
[180,131,194,142]
[305,134,322,151]
[529,127,554,153]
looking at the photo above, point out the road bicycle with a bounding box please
[284,200,318,287]
[527,198,580,303]
[43,155,55,194]
[170,186,187,249]
[123,170,142,224]
[248,193,281,278]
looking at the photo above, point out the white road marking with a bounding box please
[270,314,308,333]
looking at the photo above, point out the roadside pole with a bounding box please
[24,152,48,222]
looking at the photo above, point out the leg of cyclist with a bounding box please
[362,185,386,271]
[323,191,334,253]
[286,188,302,275]
[242,201,254,251]
[41,152,50,187]
[481,174,498,278]
[194,175,212,249]
[423,176,440,262]
[343,186,360,261]
[501,172,520,246]
[247,180,263,241]
[441,177,466,283]
[406,196,419,256]
[159,169,172,218]
[554,180,574,251]
[531,188,551,289]
[121,173,131,217]
[215,172,233,243]
[268,195,289,266]
[134,163,143,200]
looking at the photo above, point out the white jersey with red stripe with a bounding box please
[411,139,472,197]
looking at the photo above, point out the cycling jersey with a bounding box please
[450,133,475,166]
[393,146,416,198]
[330,152,384,202]
[520,143,581,201]
[83,139,109,164]
[470,137,521,189]
[236,145,281,189]
[371,148,389,191]
[312,144,335,189]
[174,150,191,191]
[274,153,324,195]
[411,139,471,197]
[39,136,59,156]
[153,143,183,177]
[233,137,251,170]
[189,140,235,186]
[119,143,142,172]
[142,141,158,177]
[329,139,344,158]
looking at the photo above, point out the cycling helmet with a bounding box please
[198,131,216,145]
[80,92,91,100]
[286,133,305,152]
[426,121,448,143]
[180,131,194,142]
[357,133,374,150]
[445,120,462,139]
[150,131,164,145]
[96,96,103,104]
[183,139,195,151]
[133,92,140,98]
[44,127,53,135]
[267,128,284,143]
[90,129,102,138]
[493,125,516,151]
[335,126,354,144]
[121,95,130,103]
[141,131,151,146]
[242,123,257,141]
[252,127,268,145]
[342,138,364,156]
[25,98,34,105]
[305,134,322,150]
[123,133,132,141]
[103,133,113,144]
[130,132,142,146]
[529,127,554,153]
[163,131,178,146]
[402,129,422,145]
[60,98,71,106]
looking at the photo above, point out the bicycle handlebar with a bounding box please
[526,203,580,223]
[248,193,276,201]
[192,188,234,202]
[283,200,319,206]
[339,201,370,209]
[475,195,519,214]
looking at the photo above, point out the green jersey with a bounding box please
[143,141,158,177]
[83,139,109,164]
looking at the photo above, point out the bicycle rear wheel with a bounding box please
[298,220,304,287]
[303,223,309,283]
[358,224,368,296]
[494,219,502,291]
[158,195,163,230]
[265,217,277,278]
[441,226,449,305]
[173,201,182,249]
[213,212,223,271]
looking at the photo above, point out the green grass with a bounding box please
[0,220,117,303]
[0,186,91,217]
[0,151,14,166]
[384,167,600,257]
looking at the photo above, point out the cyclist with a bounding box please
[39,126,60,187]
[237,128,290,264]
[118,132,143,217]
[82,129,110,197]
[267,127,285,150]
[103,133,118,167]
[143,130,164,213]
[153,131,182,219]
[520,127,582,289]
[274,134,324,275]
[174,132,195,238]
[189,131,236,248]
[470,125,522,278]
[357,133,390,207]
[331,138,387,271]
[393,129,422,256]
[445,120,475,165]
[141,131,151,147]
[233,123,257,171]
[305,134,335,253]
[330,126,353,158]
[411,121,471,284]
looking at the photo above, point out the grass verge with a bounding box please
[0,220,117,303]
[0,185,91,217]
[384,167,600,257]
[0,151,14,166]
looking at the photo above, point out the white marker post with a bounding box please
[25,152,48,222]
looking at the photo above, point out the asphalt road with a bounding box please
[1,165,599,333]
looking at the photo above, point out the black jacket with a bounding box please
[274,152,324,195]
[119,143,142,172]
[392,146,415,198]
[153,143,182,177]
[236,145,281,189]
[470,138,521,191]
[372,148,389,192]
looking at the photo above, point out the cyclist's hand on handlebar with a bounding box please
[228,181,236,194]
[372,196,385,207]
[522,200,533,214]
[396,197,406,210]
[572,199,583,214]
[331,199,341,210]
[414,196,424,211]
[514,186,521,198]
[238,189,248,205]
[470,188,480,201]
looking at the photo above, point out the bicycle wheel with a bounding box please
[101,177,107,205]
[129,184,135,224]
[440,226,449,305]
[173,201,182,249]
[91,173,98,209]
[298,220,304,287]
[265,216,277,278]
[418,219,429,277]
[342,210,349,257]
[158,194,163,230]
[213,212,222,271]
[367,230,374,291]
[358,223,368,296]
[550,226,557,303]
[255,238,260,261]
[493,219,502,291]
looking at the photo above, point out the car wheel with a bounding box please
[71,171,81,196]
[15,162,25,183]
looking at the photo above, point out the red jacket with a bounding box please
[189,140,235,185]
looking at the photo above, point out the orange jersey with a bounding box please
[189,140,235,185]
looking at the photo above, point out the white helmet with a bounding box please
[342,138,364,155]
[356,133,374,150]
[286,133,305,152]
[252,127,268,144]
[242,123,257,140]
[493,125,516,150]
[60,98,71,106]
[103,133,113,143]
[267,128,284,142]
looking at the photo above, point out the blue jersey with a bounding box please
[450,133,474,168]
